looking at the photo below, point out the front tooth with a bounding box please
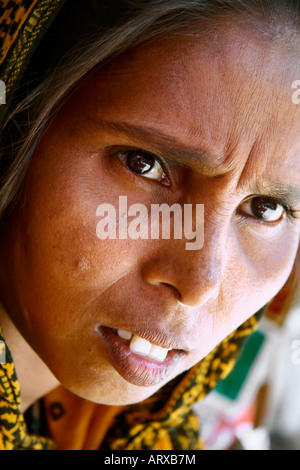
[149,345,169,362]
[129,335,152,355]
[117,329,132,340]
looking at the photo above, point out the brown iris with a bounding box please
[126,150,155,175]
[251,198,279,220]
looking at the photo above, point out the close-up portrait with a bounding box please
[0,0,299,452]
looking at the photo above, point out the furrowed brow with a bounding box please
[91,118,226,176]
[246,181,300,207]
[90,119,300,205]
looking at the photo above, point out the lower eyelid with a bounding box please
[114,149,171,185]
[241,215,288,231]
[235,212,287,233]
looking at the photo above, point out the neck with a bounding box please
[0,302,59,414]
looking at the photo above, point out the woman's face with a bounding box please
[1,22,300,405]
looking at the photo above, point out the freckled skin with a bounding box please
[0,21,299,406]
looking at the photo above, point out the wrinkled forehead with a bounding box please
[72,19,300,182]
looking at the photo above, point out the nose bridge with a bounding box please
[142,215,227,308]
[182,221,224,306]
[199,228,223,283]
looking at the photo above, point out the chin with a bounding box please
[60,372,161,407]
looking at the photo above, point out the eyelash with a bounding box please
[275,203,299,222]
[238,199,298,225]
[110,147,299,223]
[111,147,171,186]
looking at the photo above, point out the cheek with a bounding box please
[230,230,298,326]
[17,143,156,338]
[20,194,114,312]
[203,224,299,354]
[237,222,299,292]
[14,147,111,320]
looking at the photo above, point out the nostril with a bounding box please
[161,281,182,303]
[145,275,182,302]
[141,255,222,307]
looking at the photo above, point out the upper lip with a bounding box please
[105,325,190,352]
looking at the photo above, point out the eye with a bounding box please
[238,197,285,222]
[117,149,170,186]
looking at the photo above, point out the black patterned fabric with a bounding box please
[0,0,65,123]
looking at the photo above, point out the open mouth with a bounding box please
[97,326,186,388]
[112,328,173,362]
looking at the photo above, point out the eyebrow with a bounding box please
[244,182,300,208]
[90,118,227,176]
[91,118,300,206]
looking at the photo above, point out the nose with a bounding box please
[141,223,227,308]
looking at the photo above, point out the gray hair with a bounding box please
[0,0,299,219]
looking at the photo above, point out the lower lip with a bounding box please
[97,326,184,388]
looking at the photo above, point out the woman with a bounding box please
[0,0,299,450]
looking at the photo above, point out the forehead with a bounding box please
[71,20,300,183]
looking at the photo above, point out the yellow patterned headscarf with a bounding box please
[0,327,55,450]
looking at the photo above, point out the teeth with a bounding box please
[129,334,171,362]
[129,335,152,356]
[117,329,133,341]
[148,345,169,362]
[116,330,172,362]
